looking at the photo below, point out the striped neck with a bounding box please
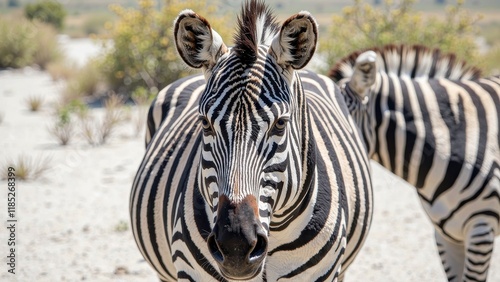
[342,76,380,157]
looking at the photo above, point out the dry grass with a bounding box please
[26,95,44,112]
[2,154,52,181]
[99,93,125,144]
[49,122,74,146]
[77,93,126,146]
[80,117,98,146]
[48,105,75,146]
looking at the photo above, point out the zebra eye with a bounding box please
[200,116,212,131]
[273,117,288,132]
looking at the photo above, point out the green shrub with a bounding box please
[100,0,231,97]
[24,0,67,30]
[0,17,61,69]
[0,17,37,68]
[319,0,481,73]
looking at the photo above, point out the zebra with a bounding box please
[329,44,500,281]
[130,1,373,281]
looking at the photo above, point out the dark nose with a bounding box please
[207,195,268,279]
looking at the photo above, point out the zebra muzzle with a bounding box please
[208,195,268,280]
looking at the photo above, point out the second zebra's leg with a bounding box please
[462,220,496,282]
[435,229,464,282]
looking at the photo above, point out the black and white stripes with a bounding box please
[131,1,372,281]
[330,44,500,282]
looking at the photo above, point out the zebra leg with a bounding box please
[435,229,464,281]
[462,221,495,282]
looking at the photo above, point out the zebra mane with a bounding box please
[329,44,482,82]
[233,0,280,64]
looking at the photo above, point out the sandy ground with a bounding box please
[0,40,499,282]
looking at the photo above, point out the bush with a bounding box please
[32,22,62,69]
[0,17,61,69]
[101,0,231,97]
[319,0,482,73]
[24,0,67,30]
[0,17,37,68]
[62,58,107,102]
[49,104,75,145]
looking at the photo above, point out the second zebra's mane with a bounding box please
[329,44,482,82]
[233,0,280,64]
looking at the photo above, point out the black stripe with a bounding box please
[429,79,466,203]
[413,81,435,190]
[400,78,416,180]
[275,153,342,278]
[146,98,157,146]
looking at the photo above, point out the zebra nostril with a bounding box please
[207,234,224,263]
[249,233,267,262]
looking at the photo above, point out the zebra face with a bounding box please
[198,47,296,208]
[174,3,317,280]
[337,51,379,155]
[198,57,299,279]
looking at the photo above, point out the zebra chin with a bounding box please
[207,195,268,280]
[216,264,264,281]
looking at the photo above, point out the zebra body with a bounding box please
[131,1,372,281]
[330,44,500,281]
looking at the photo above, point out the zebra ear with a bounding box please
[347,51,377,99]
[270,11,318,70]
[174,10,228,71]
